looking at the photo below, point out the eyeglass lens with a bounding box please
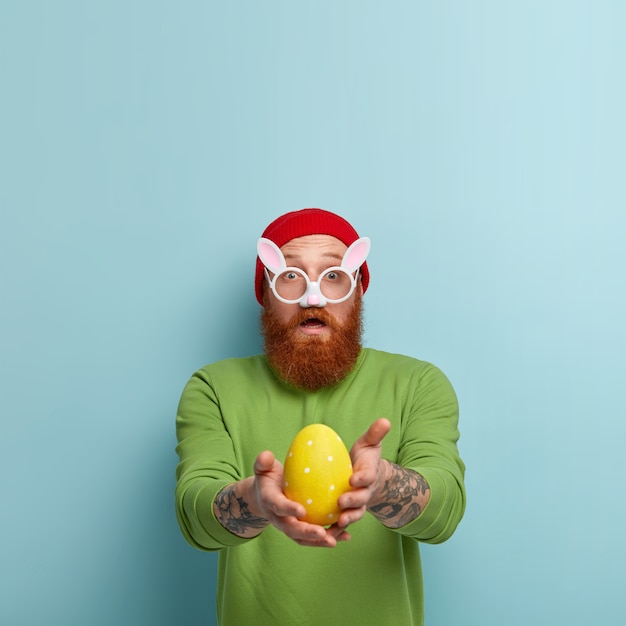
[274,269,353,301]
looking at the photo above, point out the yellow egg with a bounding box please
[283,424,353,526]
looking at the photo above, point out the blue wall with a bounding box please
[1,2,624,625]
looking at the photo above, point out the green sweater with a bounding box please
[175,348,466,626]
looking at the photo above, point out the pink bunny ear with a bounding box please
[341,237,371,272]
[257,238,287,272]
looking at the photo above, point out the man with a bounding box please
[175,208,466,625]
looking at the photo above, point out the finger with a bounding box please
[254,450,276,475]
[326,524,352,542]
[349,463,381,488]
[271,495,306,519]
[336,505,366,529]
[338,486,370,509]
[351,419,390,457]
[282,518,337,547]
[361,418,391,447]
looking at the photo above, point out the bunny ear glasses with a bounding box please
[257,237,371,308]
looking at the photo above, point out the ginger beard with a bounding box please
[261,290,363,391]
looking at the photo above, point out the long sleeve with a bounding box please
[175,368,250,551]
[393,363,466,543]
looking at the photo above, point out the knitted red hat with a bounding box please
[255,208,370,305]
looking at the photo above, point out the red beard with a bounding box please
[260,292,363,391]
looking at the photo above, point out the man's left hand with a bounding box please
[334,418,391,530]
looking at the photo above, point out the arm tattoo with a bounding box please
[368,462,430,528]
[214,484,268,537]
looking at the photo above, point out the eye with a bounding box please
[286,272,298,280]
[326,271,338,280]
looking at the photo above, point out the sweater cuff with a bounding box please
[182,480,257,550]
[392,467,449,541]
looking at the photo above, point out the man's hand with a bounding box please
[335,417,430,530]
[213,451,351,548]
[252,450,351,547]
[334,418,391,529]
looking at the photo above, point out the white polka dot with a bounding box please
[328,455,333,462]
[288,451,293,457]
[284,481,289,487]
[306,499,313,505]
[328,513,334,519]
[329,485,335,490]
[307,440,313,446]
[304,467,310,473]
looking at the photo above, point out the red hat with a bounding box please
[255,208,370,305]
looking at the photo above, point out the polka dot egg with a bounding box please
[283,424,353,526]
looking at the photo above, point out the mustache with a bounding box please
[285,307,338,330]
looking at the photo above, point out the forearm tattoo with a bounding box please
[368,463,430,528]
[214,484,268,537]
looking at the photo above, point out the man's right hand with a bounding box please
[213,450,351,547]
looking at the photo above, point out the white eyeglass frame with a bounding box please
[263,266,359,306]
[257,236,371,308]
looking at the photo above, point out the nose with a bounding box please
[299,293,325,308]
[299,283,326,308]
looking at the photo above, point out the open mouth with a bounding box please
[300,317,327,329]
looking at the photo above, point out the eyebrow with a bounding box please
[284,252,343,264]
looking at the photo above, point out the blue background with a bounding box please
[1,2,625,625]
